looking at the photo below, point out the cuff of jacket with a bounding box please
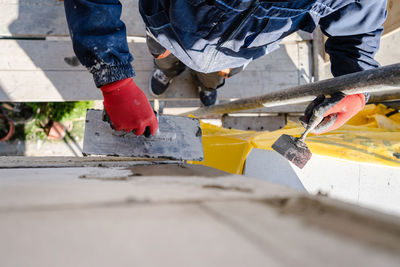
[91,63,135,88]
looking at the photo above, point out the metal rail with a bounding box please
[181,63,400,117]
[369,92,400,103]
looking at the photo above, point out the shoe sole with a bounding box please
[148,67,187,98]
[200,98,219,107]
[148,79,172,98]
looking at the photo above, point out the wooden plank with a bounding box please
[0,39,301,72]
[0,0,146,37]
[0,0,69,37]
[246,43,299,72]
[0,39,305,101]
[376,28,400,66]
[298,41,313,84]
[0,70,101,101]
[222,115,286,131]
[0,68,300,102]
[219,70,299,99]
[383,0,400,36]
[312,27,328,82]
[164,101,307,114]
[0,38,152,71]
[233,105,307,114]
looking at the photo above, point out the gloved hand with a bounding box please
[100,78,158,136]
[300,92,366,134]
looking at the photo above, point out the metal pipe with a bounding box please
[181,63,400,117]
[369,92,400,103]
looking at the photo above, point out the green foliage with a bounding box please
[24,121,46,141]
[26,101,93,123]
[24,101,93,140]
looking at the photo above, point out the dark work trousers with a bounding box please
[146,34,244,92]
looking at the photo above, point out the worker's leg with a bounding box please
[146,34,186,96]
[192,66,244,106]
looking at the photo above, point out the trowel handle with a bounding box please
[299,113,324,142]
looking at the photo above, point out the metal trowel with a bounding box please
[272,112,324,169]
[82,109,204,161]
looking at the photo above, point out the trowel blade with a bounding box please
[83,109,204,161]
[272,134,312,169]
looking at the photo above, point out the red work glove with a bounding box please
[100,78,158,136]
[300,92,366,134]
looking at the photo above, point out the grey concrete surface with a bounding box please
[0,160,400,267]
[244,148,400,216]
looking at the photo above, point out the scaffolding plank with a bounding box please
[0,0,146,37]
[376,28,400,66]
[0,39,305,102]
[383,0,400,36]
[222,115,286,131]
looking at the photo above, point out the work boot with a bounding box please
[191,71,220,106]
[199,90,218,106]
[149,68,172,96]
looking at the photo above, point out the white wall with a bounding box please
[244,149,400,216]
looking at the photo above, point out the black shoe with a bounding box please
[199,90,218,106]
[150,68,172,96]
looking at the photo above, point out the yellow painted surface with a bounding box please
[192,104,400,174]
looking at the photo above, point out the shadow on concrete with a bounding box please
[244,148,307,191]
[0,83,10,102]
[4,0,99,102]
